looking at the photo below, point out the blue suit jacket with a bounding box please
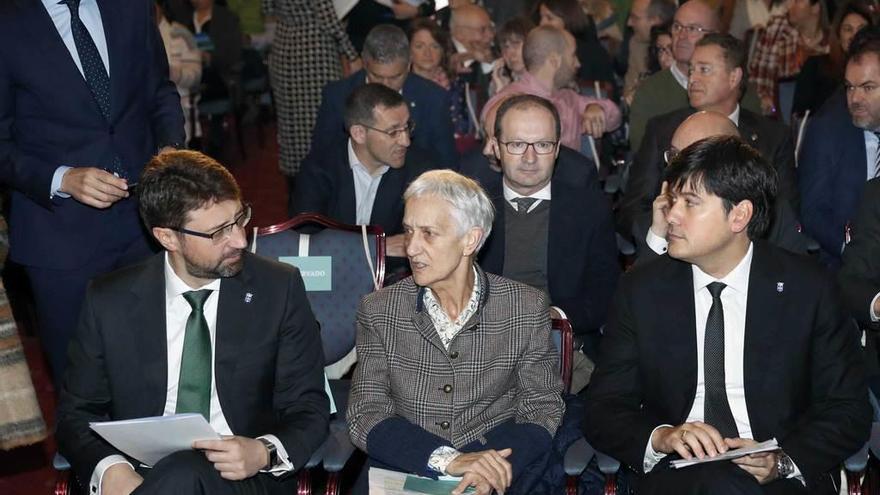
[799,90,867,267]
[0,0,184,270]
[308,70,457,169]
[468,148,620,336]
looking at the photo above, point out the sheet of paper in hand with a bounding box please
[90,413,221,467]
[671,438,780,469]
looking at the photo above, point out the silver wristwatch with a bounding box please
[776,452,794,478]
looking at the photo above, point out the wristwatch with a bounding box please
[259,438,278,469]
[776,452,794,479]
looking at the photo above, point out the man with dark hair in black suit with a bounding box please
[57,150,328,495]
[584,136,870,494]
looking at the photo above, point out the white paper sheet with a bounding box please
[90,414,221,467]
[671,438,780,469]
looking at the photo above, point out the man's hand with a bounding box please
[450,52,475,74]
[101,463,143,495]
[650,181,672,239]
[651,422,729,460]
[386,234,407,257]
[728,437,779,484]
[581,104,607,138]
[59,167,129,208]
[491,59,511,92]
[759,96,776,116]
[193,436,269,481]
[447,448,513,495]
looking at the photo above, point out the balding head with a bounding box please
[670,111,738,152]
[523,25,569,72]
[671,0,719,66]
[451,4,493,52]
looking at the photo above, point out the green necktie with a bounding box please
[176,289,213,420]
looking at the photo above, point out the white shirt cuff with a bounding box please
[257,434,294,475]
[643,424,673,473]
[51,166,72,199]
[869,293,880,322]
[90,455,133,495]
[428,445,462,475]
[646,229,668,255]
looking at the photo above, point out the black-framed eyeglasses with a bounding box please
[663,147,680,165]
[498,140,559,155]
[671,22,714,36]
[171,204,252,244]
[360,120,416,139]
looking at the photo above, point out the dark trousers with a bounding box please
[133,450,296,495]
[638,460,814,495]
[24,205,154,387]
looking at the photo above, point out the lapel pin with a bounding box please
[776,282,784,293]
[410,101,416,108]
[750,133,758,142]
[245,292,253,303]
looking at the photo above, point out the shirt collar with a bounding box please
[729,105,741,126]
[502,178,552,203]
[164,251,221,300]
[423,265,482,321]
[518,71,553,98]
[670,64,689,90]
[691,242,753,296]
[347,138,390,177]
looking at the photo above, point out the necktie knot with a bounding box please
[707,282,726,299]
[183,290,212,312]
[513,197,537,214]
[61,0,81,16]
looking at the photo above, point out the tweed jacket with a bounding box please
[348,266,564,478]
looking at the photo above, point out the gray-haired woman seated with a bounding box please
[347,169,564,495]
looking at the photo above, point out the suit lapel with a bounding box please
[372,166,404,230]
[412,293,450,352]
[547,179,574,292]
[129,255,170,416]
[336,146,358,224]
[737,111,762,150]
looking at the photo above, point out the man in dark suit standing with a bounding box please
[306,23,456,198]
[293,84,438,260]
[799,29,880,267]
[584,136,870,494]
[618,34,800,256]
[0,0,185,387]
[57,151,328,495]
[476,95,619,367]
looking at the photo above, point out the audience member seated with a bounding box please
[623,0,676,104]
[535,0,615,84]
[648,23,675,73]
[793,0,875,117]
[839,176,880,394]
[748,0,829,116]
[584,135,871,495]
[490,16,535,96]
[308,24,457,174]
[409,18,452,90]
[484,25,622,151]
[620,34,802,255]
[56,151,329,495]
[477,95,619,387]
[347,169,564,495]
[155,0,202,147]
[799,27,880,267]
[294,83,436,261]
[629,0,761,151]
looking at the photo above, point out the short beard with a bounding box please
[184,249,244,279]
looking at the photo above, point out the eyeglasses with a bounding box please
[360,120,416,139]
[671,22,714,36]
[171,204,252,244]
[663,147,680,165]
[498,140,559,155]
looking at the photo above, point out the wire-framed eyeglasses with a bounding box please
[360,120,416,139]
[170,204,252,244]
[498,140,559,155]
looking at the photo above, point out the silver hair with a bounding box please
[403,169,495,251]
[363,24,411,64]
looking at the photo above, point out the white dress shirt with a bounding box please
[348,139,390,225]
[42,0,110,199]
[670,64,689,90]
[502,179,552,213]
[89,254,292,494]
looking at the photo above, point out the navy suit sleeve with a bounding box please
[772,125,799,210]
[425,87,457,168]
[617,118,662,245]
[839,180,880,327]
[308,82,346,163]
[798,117,840,259]
[292,151,333,216]
[145,0,185,149]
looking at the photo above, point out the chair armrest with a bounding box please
[322,419,357,473]
[595,451,621,475]
[564,437,596,476]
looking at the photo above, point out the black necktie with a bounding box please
[513,197,537,214]
[703,282,739,438]
[62,0,110,120]
[176,290,213,420]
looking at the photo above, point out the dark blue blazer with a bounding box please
[799,90,867,267]
[0,0,184,269]
[469,148,620,335]
[292,138,439,236]
[308,70,457,169]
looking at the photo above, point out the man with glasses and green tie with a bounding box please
[478,94,619,390]
[294,83,438,264]
[56,150,329,495]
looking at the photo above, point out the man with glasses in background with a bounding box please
[56,150,329,495]
[629,0,763,151]
[294,84,438,261]
[478,95,619,390]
